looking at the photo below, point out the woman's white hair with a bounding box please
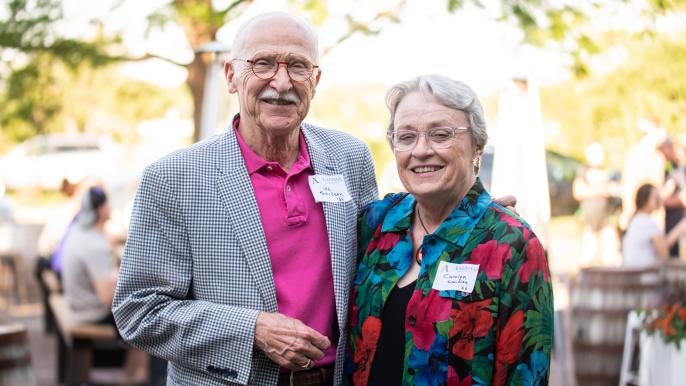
[386,74,488,151]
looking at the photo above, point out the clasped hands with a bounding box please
[254,312,330,370]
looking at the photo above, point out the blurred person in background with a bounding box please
[0,182,13,223]
[61,186,148,383]
[657,137,686,258]
[36,177,87,276]
[345,75,552,386]
[573,141,622,267]
[620,117,666,230]
[622,183,686,267]
[0,182,16,254]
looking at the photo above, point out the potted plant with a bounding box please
[638,282,686,385]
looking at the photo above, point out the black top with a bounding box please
[368,281,416,386]
[665,163,685,257]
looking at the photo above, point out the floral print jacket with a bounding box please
[344,179,553,386]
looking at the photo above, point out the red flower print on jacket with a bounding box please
[498,209,522,227]
[447,365,472,386]
[518,237,550,284]
[353,316,382,386]
[375,231,401,252]
[406,290,453,350]
[349,302,359,328]
[450,299,493,360]
[469,240,512,280]
[493,310,525,386]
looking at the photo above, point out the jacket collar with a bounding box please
[381,178,492,247]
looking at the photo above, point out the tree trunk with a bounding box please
[173,0,220,142]
[187,54,209,142]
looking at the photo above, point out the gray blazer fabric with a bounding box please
[112,123,378,385]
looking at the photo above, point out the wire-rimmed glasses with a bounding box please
[390,126,469,152]
[234,56,319,82]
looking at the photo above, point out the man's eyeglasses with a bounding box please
[234,57,319,82]
[390,126,469,152]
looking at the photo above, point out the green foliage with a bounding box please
[291,0,329,25]
[447,0,465,13]
[647,0,686,12]
[444,0,683,79]
[541,32,686,169]
[0,0,190,151]
[1,0,684,153]
[0,53,65,145]
[0,0,61,48]
[0,52,190,151]
[0,0,123,68]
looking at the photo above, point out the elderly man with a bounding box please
[113,12,377,386]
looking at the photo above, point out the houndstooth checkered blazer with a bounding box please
[112,122,378,385]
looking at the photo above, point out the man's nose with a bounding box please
[270,63,292,92]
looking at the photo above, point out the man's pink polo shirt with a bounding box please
[234,118,337,367]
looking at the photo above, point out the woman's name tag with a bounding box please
[308,175,352,203]
[432,261,479,293]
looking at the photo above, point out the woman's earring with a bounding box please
[473,156,480,171]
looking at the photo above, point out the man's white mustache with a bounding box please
[259,89,300,104]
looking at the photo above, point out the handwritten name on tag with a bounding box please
[432,261,479,293]
[308,175,352,203]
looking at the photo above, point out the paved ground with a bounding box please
[0,303,58,386]
[0,302,135,386]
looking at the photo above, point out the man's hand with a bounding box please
[493,195,518,214]
[254,312,330,370]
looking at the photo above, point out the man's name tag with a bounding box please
[308,175,352,203]
[432,261,479,293]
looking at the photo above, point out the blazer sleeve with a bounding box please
[112,164,259,385]
[358,146,379,212]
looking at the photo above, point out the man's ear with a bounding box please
[312,68,322,97]
[224,60,237,94]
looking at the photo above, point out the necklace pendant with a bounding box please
[415,246,423,265]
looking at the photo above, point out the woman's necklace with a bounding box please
[414,209,431,265]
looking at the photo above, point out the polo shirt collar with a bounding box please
[232,114,312,175]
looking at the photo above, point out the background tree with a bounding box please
[0,0,188,150]
[541,30,686,170]
[1,0,685,146]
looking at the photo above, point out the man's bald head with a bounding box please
[232,12,319,62]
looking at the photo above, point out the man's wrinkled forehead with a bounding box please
[232,12,319,60]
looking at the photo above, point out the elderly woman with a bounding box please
[345,75,553,386]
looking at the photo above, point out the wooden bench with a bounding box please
[34,261,62,334]
[48,293,121,385]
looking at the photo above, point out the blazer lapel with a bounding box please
[303,125,351,329]
[213,130,278,313]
